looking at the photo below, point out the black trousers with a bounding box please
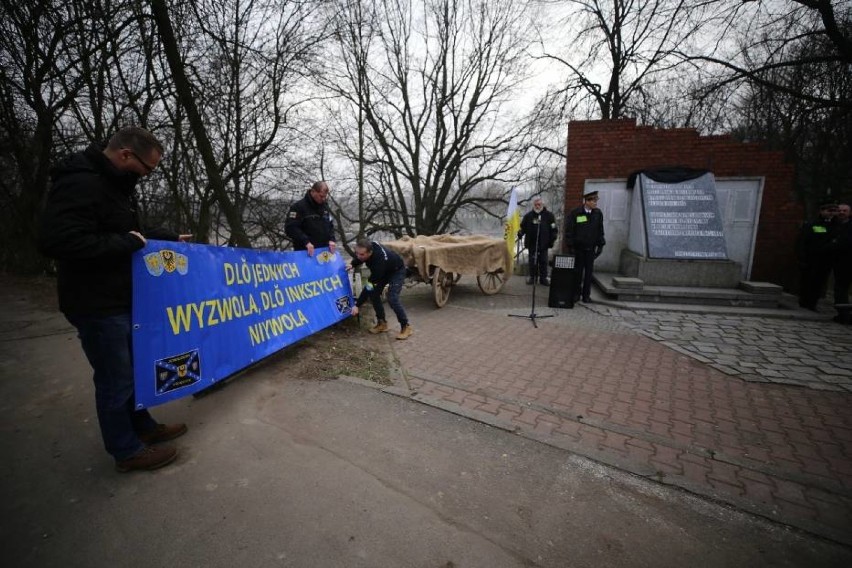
[527,247,549,280]
[799,259,832,309]
[574,247,595,300]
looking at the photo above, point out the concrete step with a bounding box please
[594,272,783,308]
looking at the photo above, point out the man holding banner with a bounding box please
[39,127,191,473]
[286,181,337,257]
[349,239,413,340]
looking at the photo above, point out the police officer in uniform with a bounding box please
[518,197,558,285]
[285,181,337,256]
[797,201,836,310]
[564,190,605,303]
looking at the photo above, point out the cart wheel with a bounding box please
[477,270,506,295]
[432,267,453,308]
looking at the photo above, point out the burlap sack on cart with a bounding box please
[382,234,509,281]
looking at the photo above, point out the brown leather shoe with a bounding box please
[369,321,389,334]
[396,324,413,340]
[138,423,188,445]
[115,445,178,472]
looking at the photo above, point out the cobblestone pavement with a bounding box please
[385,277,852,546]
[589,306,852,393]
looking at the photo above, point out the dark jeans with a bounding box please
[66,313,157,460]
[370,267,408,327]
[574,247,596,300]
[527,247,549,281]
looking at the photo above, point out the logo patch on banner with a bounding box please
[155,350,201,395]
[145,250,189,277]
[316,251,335,264]
[335,295,352,315]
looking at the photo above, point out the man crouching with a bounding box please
[348,239,413,340]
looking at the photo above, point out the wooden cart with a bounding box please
[382,234,511,308]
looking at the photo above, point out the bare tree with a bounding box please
[149,0,257,247]
[0,0,122,272]
[731,28,851,211]
[670,1,851,211]
[147,0,326,246]
[533,0,712,121]
[325,0,536,238]
[683,0,851,110]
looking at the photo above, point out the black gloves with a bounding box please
[593,245,603,258]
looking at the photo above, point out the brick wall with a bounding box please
[565,119,802,288]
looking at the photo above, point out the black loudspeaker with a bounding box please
[548,255,577,309]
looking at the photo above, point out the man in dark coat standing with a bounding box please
[285,181,337,257]
[518,197,558,286]
[796,201,837,310]
[38,126,190,473]
[564,190,605,303]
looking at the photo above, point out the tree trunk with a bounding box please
[148,0,251,248]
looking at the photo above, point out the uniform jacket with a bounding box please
[285,191,335,250]
[564,205,605,250]
[351,242,405,307]
[519,208,558,250]
[796,216,834,264]
[38,143,178,316]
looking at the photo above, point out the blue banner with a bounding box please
[132,241,353,408]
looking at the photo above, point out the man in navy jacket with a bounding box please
[285,181,337,257]
[349,239,413,340]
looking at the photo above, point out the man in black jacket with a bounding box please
[796,201,837,310]
[285,181,337,257]
[348,239,412,340]
[39,127,190,473]
[518,197,558,286]
[564,191,605,303]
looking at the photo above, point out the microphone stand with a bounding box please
[509,211,553,328]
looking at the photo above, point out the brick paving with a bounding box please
[385,278,852,546]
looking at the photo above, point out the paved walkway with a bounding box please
[383,277,852,546]
[594,306,852,392]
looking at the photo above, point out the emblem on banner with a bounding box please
[316,251,335,264]
[155,349,201,395]
[144,249,189,277]
[161,250,177,272]
[175,252,188,275]
[335,295,352,315]
[144,252,164,276]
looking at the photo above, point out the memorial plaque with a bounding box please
[639,172,728,260]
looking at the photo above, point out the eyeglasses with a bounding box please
[124,148,157,174]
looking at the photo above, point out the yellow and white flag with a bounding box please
[503,187,521,272]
